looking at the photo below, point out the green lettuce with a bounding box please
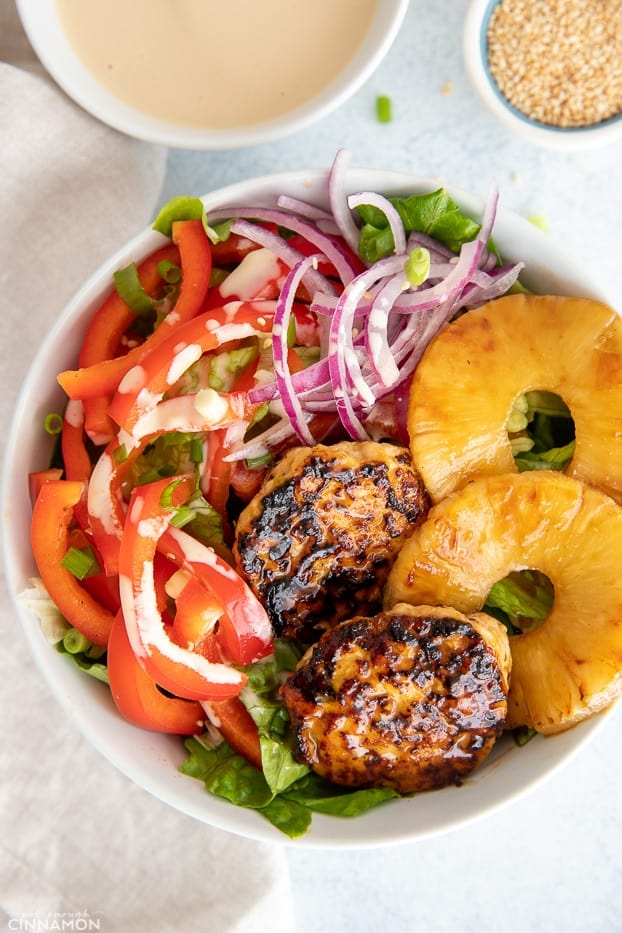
[356,189,481,263]
[509,390,575,473]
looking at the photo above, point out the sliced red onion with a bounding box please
[276,194,335,223]
[407,231,455,260]
[327,255,406,438]
[327,148,361,257]
[271,255,319,445]
[208,177,518,455]
[223,417,295,463]
[209,207,359,285]
[366,272,409,387]
[348,191,407,257]
[461,262,525,308]
[228,219,332,298]
[391,233,486,314]
[249,356,331,404]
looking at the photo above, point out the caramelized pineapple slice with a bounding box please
[384,471,622,734]
[408,294,622,504]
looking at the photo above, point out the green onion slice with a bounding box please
[113,263,159,317]
[61,546,100,580]
[152,196,204,237]
[376,94,393,123]
[404,247,431,287]
[43,412,63,435]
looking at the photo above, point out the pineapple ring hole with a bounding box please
[484,569,555,635]
[506,390,575,461]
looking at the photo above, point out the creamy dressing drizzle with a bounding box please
[86,451,116,533]
[119,569,243,684]
[219,249,281,299]
[64,398,84,428]
[55,0,378,128]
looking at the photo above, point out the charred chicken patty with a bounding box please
[281,604,511,793]
[233,441,429,640]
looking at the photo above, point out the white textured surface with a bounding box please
[161,2,622,929]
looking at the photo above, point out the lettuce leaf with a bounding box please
[356,189,481,262]
[484,570,553,635]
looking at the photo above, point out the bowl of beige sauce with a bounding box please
[16,0,408,149]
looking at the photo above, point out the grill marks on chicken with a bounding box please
[281,604,511,793]
[233,441,429,640]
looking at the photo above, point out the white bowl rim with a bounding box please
[463,0,622,151]
[15,0,409,149]
[1,165,616,848]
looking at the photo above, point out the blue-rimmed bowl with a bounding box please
[463,0,622,150]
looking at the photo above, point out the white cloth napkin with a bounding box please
[0,61,295,933]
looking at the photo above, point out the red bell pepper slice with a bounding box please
[79,245,180,442]
[30,480,115,646]
[159,524,273,666]
[57,220,212,401]
[202,427,233,534]
[86,434,150,577]
[61,401,92,483]
[106,302,272,435]
[28,468,63,506]
[78,242,180,368]
[118,475,248,701]
[168,572,223,653]
[107,611,204,735]
[203,698,262,770]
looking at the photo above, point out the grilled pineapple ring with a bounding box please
[384,471,622,735]
[408,294,622,504]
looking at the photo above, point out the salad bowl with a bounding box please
[2,165,616,848]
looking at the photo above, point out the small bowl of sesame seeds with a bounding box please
[463,0,622,149]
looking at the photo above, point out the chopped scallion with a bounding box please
[112,443,128,465]
[152,196,204,237]
[114,263,157,317]
[246,453,273,469]
[43,412,63,435]
[404,247,431,287]
[62,627,92,655]
[169,506,197,528]
[159,477,185,509]
[137,464,177,486]
[190,438,204,463]
[157,259,182,284]
[205,218,233,244]
[376,94,393,123]
[60,546,100,580]
[209,268,229,288]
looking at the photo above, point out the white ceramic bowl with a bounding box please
[15,0,408,149]
[2,167,615,848]
[464,0,622,151]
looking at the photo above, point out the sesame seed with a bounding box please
[486,0,622,128]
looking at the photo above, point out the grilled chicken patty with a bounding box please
[281,604,511,793]
[233,441,429,640]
